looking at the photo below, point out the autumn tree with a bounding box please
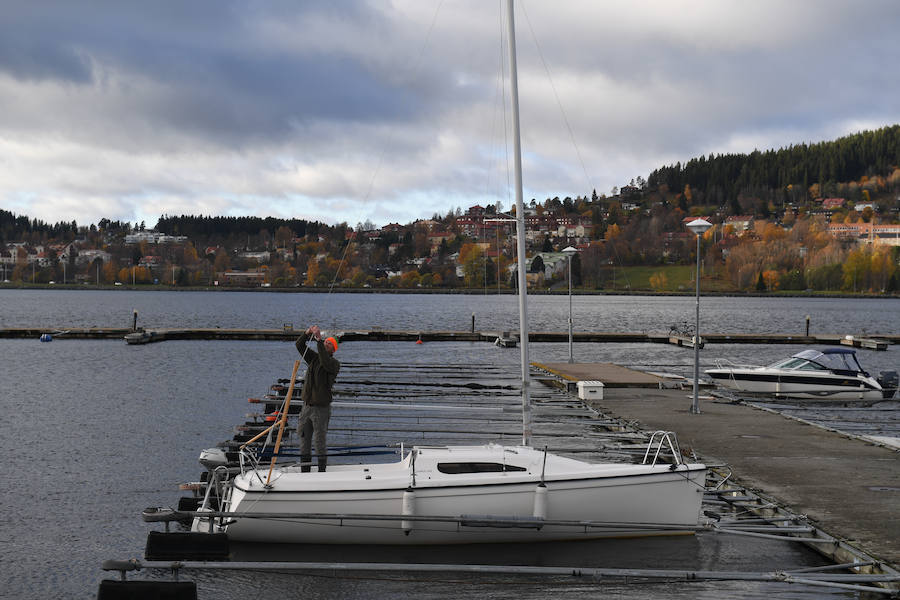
[102,261,119,283]
[274,226,294,248]
[400,271,420,288]
[305,257,320,286]
[871,248,897,292]
[842,247,870,292]
[649,271,668,292]
[762,270,780,291]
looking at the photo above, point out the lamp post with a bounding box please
[686,218,712,414]
[562,246,577,363]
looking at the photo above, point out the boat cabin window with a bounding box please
[437,462,527,474]
[796,360,825,370]
[781,349,865,374]
[768,357,825,370]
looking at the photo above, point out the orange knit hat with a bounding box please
[325,337,338,352]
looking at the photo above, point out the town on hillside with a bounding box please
[3,127,900,294]
[2,189,898,294]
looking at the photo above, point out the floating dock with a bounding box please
[568,370,900,570]
[2,326,896,348]
[105,357,900,598]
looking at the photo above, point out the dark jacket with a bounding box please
[296,333,341,406]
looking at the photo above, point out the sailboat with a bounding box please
[191,0,706,545]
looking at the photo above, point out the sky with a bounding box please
[1,0,898,231]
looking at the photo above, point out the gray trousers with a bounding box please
[298,404,331,472]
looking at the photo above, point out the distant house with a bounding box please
[514,252,571,282]
[124,231,188,244]
[821,198,846,211]
[138,255,162,268]
[428,231,455,254]
[74,248,111,266]
[220,269,266,286]
[237,251,271,264]
[725,215,753,235]
[827,222,900,246]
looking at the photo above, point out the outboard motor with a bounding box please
[199,447,229,470]
[877,370,898,400]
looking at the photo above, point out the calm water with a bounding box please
[2,288,899,337]
[0,290,897,599]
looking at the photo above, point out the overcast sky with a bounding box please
[1,0,898,230]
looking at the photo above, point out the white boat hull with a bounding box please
[194,446,706,545]
[707,368,884,400]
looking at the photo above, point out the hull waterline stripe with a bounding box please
[231,465,707,495]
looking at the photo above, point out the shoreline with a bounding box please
[1,283,897,299]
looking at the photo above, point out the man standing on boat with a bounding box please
[296,325,340,472]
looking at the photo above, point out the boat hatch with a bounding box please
[437,462,528,474]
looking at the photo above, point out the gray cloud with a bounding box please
[0,0,898,228]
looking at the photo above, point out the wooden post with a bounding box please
[238,422,279,449]
[266,359,302,485]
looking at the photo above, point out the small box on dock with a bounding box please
[576,380,604,400]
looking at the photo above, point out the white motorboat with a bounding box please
[191,0,707,545]
[706,348,897,401]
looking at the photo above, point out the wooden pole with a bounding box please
[266,359,301,485]
[238,422,279,450]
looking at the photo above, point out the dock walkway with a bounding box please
[2,327,897,347]
[549,362,900,568]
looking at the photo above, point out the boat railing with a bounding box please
[712,358,760,369]
[196,464,232,533]
[238,447,262,478]
[642,431,683,466]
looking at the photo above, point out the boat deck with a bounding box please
[586,385,900,568]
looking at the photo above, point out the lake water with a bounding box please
[0,290,897,599]
[3,288,899,338]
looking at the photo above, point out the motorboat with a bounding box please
[190,0,707,546]
[706,348,897,401]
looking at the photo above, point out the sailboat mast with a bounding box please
[505,0,532,446]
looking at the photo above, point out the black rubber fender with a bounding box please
[144,531,229,561]
[97,579,197,600]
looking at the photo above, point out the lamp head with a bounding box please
[686,218,712,236]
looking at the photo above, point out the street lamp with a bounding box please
[686,218,712,414]
[562,246,577,363]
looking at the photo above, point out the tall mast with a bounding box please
[505,0,531,446]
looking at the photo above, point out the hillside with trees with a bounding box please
[647,125,900,215]
[2,125,898,294]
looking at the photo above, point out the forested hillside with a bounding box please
[647,125,900,212]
